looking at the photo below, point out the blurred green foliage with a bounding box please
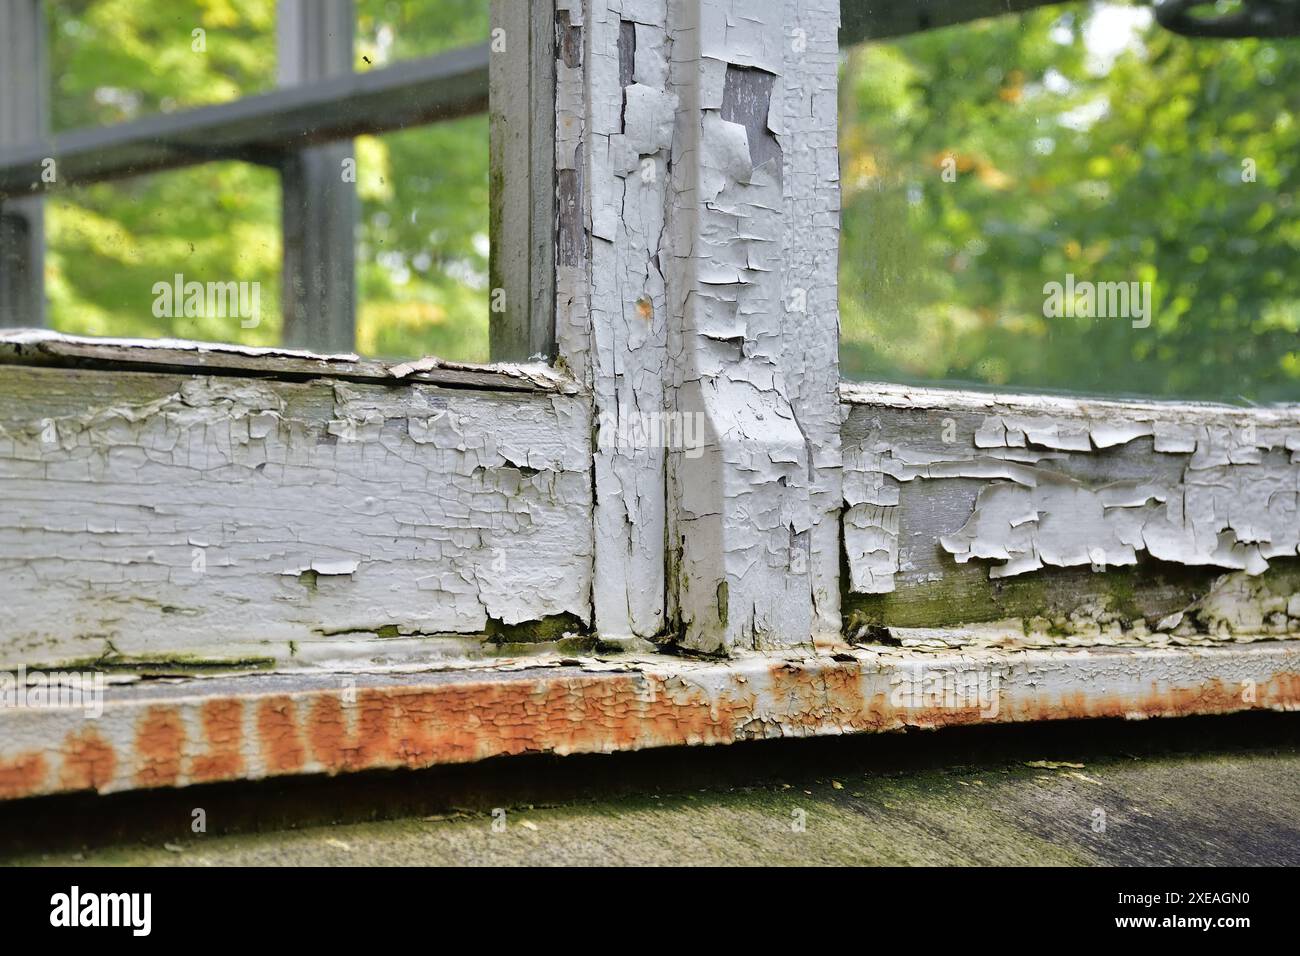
[40,1,1300,394]
[841,1,1300,402]
[44,0,489,360]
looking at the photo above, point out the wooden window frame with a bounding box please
[0,1,1297,803]
[1,0,1296,660]
[0,1,583,671]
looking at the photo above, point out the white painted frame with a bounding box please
[4,1,1300,804]
[0,0,1297,672]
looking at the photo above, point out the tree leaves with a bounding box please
[45,0,489,360]
[841,1,1300,402]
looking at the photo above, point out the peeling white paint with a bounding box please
[559,0,842,651]
[661,0,842,653]
[385,355,572,390]
[842,385,1300,618]
[0,367,592,669]
[552,0,843,651]
[945,417,1300,579]
[580,0,674,640]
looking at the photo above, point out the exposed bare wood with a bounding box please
[840,382,1300,643]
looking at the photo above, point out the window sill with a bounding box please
[0,329,573,394]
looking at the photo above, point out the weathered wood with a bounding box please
[560,0,845,649]
[0,330,574,393]
[0,43,489,197]
[2,0,1300,803]
[575,1,672,640]
[489,0,557,362]
[0,0,47,328]
[661,0,844,652]
[277,0,357,353]
[840,382,1300,644]
[0,363,592,670]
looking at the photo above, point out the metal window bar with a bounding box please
[0,0,48,330]
[0,0,513,356]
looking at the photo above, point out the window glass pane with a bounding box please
[355,0,489,65]
[48,165,282,345]
[357,119,489,362]
[32,0,489,361]
[354,0,491,360]
[49,0,276,128]
[840,0,1300,403]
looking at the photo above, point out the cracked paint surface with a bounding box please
[944,417,1300,579]
[558,0,843,651]
[662,0,843,653]
[0,365,592,669]
[581,0,673,640]
[842,383,1300,643]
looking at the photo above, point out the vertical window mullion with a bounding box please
[276,0,357,354]
[0,0,48,329]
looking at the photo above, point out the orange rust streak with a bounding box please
[307,693,394,772]
[257,696,305,774]
[135,705,185,788]
[298,674,754,777]
[191,699,245,782]
[0,752,47,799]
[58,729,117,792]
[383,674,747,768]
[256,668,1300,783]
[1269,672,1300,706]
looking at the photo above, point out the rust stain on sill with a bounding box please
[1,645,1298,801]
[0,754,47,800]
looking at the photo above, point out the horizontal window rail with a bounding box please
[0,41,489,197]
